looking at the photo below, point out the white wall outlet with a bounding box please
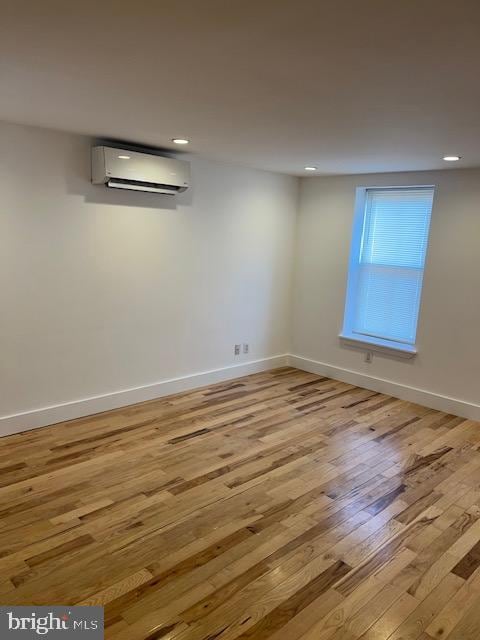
[243,343,249,354]
[234,344,241,356]
[365,351,373,363]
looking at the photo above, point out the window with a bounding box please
[341,186,434,356]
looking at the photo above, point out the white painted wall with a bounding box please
[0,121,297,423]
[3,120,480,432]
[293,170,480,415]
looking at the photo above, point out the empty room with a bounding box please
[1,1,480,638]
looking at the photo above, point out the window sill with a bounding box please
[339,333,417,359]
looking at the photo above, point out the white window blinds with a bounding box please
[344,187,434,347]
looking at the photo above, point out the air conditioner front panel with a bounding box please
[103,147,189,189]
[92,146,190,193]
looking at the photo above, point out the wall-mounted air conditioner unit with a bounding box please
[91,146,190,195]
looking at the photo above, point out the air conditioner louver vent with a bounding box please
[107,178,181,195]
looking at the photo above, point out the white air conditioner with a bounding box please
[91,146,190,195]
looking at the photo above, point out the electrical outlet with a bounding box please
[365,351,373,363]
[243,343,249,354]
[234,344,241,356]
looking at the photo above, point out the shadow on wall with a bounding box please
[64,136,193,210]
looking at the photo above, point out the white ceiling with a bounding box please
[2,0,480,175]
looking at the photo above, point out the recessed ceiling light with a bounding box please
[443,155,461,161]
[304,166,317,171]
[172,138,190,145]
[118,154,130,160]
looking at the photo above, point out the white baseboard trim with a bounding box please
[5,353,476,438]
[288,354,480,421]
[0,355,288,438]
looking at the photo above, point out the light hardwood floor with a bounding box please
[1,367,480,640]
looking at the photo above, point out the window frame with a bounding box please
[340,185,434,358]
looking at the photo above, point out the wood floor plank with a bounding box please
[0,367,479,640]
